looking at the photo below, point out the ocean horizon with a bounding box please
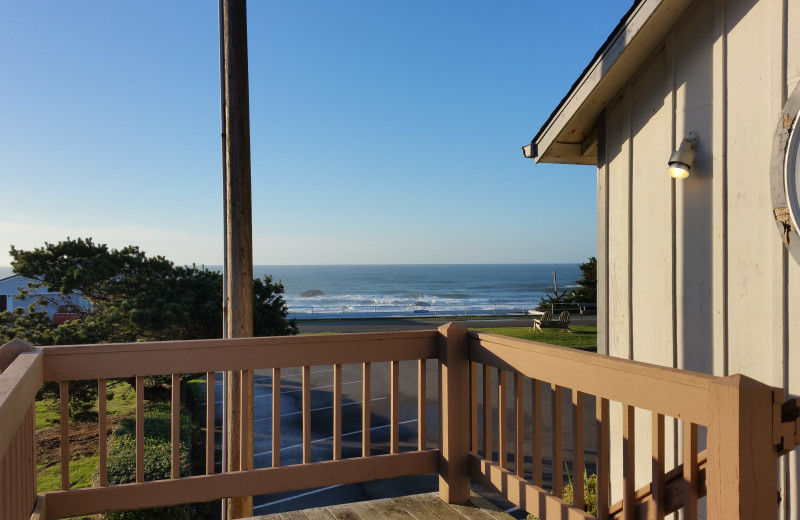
[0,263,584,319]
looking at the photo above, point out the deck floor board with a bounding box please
[252,492,516,520]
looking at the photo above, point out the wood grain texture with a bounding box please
[469,333,715,425]
[44,450,438,519]
[40,332,439,381]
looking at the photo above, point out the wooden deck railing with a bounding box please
[0,323,794,519]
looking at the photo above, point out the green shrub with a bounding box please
[562,465,598,516]
[100,402,193,520]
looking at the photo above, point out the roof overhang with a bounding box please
[530,0,696,165]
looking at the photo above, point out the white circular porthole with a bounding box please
[771,82,800,264]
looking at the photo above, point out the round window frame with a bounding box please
[786,113,800,232]
[770,81,800,264]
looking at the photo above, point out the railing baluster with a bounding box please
[551,384,562,497]
[302,365,311,464]
[483,364,492,461]
[652,412,665,520]
[596,397,610,520]
[272,367,280,467]
[572,389,584,511]
[498,369,507,469]
[60,380,69,490]
[470,362,477,453]
[334,364,342,460]
[531,378,542,487]
[98,379,107,486]
[622,404,635,520]
[391,360,400,454]
[514,372,524,478]
[362,362,371,457]
[683,421,698,520]
[206,372,215,475]
[136,376,144,483]
[241,369,252,471]
[171,374,180,479]
[418,359,426,451]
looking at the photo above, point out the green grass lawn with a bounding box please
[36,379,138,494]
[472,325,597,349]
[36,379,137,431]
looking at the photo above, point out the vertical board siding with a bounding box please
[725,0,780,385]
[599,0,800,509]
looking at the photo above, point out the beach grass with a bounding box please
[472,325,597,349]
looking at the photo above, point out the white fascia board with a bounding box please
[533,0,694,165]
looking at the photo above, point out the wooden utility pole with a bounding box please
[221,0,254,517]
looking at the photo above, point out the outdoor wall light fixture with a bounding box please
[668,132,699,179]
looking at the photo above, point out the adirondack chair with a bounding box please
[553,310,571,332]
[531,310,552,331]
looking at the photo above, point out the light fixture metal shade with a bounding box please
[668,132,698,179]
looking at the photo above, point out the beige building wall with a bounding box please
[597,0,800,513]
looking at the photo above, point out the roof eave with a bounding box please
[532,0,696,165]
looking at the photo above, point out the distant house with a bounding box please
[529,0,800,513]
[0,274,88,319]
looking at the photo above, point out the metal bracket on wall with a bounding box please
[774,393,800,456]
[774,207,793,246]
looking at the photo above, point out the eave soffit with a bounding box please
[531,0,696,165]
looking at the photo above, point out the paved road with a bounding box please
[206,316,598,516]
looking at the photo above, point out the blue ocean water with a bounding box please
[0,264,583,319]
[254,264,581,319]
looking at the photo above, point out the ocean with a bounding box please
[0,264,582,319]
[254,264,581,319]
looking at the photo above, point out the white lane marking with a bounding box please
[504,506,520,513]
[254,397,388,422]
[214,418,419,466]
[253,484,343,511]
[253,418,418,458]
[214,368,337,386]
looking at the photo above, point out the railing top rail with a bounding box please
[39,329,440,381]
[469,331,718,425]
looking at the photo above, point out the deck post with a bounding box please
[438,322,471,503]
[221,0,254,517]
[707,374,777,518]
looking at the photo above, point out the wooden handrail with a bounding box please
[468,331,716,425]
[0,328,786,520]
[40,330,439,381]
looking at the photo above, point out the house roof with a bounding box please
[531,0,696,165]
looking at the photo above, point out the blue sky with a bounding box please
[1,2,631,266]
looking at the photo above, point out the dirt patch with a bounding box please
[37,414,129,465]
